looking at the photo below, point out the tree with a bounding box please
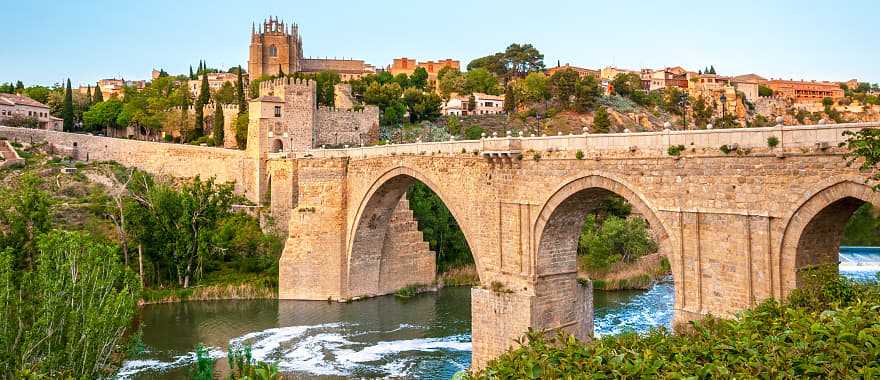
[406,183,473,271]
[438,69,466,99]
[548,68,580,109]
[14,81,24,93]
[82,99,123,132]
[23,86,50,104]
[0,174,52,270]
[213,100,225,144]
[503,85,516,113]
[402,88,442,123]
[465,68,500,95]
[842,128,880,190]
[189,65,195,80]
[709,65,716,74]
[574,76,600,113]
[468,94,476,112]
[236,65,247,114]
[410,67,429,90]
[194,73,210,137]
[514,72,549,104]
[394,73,410,89]
[611,73,642,97]
[504,43,545,78]
[213,81,236,105]
[758,85,774,97]
[86,85,93,105]
[62,79,74,131]
[593,106,611,133]
[315,70,341,107]
[234,113,248,149]
[577,214,657,270]
[93,84,104,102]
[467,53,507,78]
[0,82,13,93]
[0,231,140,378]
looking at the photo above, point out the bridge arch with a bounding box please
[346,166,480,297]
[779,176,880,295]
[530,174,674,334]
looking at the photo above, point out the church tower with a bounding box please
[248,16,303,79]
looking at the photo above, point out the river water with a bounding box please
[119,256,879,380]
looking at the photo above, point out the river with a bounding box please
[119,254,879,379]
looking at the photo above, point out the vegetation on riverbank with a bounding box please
[476,266,880,378]
[581,253,671,290]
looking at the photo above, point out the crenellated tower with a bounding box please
[248,16,303,79]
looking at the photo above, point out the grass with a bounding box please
[440,264,479,287]
[579,253,670,291]
[394,283,431,298]
[141,267,278,304]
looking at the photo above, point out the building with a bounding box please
[249,77,379,152]
[92,78,147,99]
[442,93,504,116]
[188,72,240,98]
[248,17,375,80]
[600,66,638,81]
[730,74,762,102]
[641,67,689,91]
[0,93,63,131]
[546,64,599,78]
[388,58,459,80]
[764,79,845,103]
[845,79,860,91]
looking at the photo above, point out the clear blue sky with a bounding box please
[3,0,878,87]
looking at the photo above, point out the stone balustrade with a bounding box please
[302,122,880,159]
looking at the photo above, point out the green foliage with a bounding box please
[666,144,685,156]
[235,66,247,114]
[0,114,39,129]
[720,144,734,154]
[0,231,141,378]
[213,81,236,105]
[467,43,544,82]
[464,68,500,95]
[842,204,880,245]
[191,343,214,380]
[93,84,104,102]
[407,183,473,272]
[842,128,880,190]
[464,125,484,140]
[312,70,341,107]
[575,150,584,160]
[213,101,224,144]
[234,113,249,149]
[83,99,123,132]
[767,135,780,148]
[822,96,834,107]
[577,214,656,270]
[23,86,50,104]
[610,73,642,98]
[410,67,429,90]
[0,174,53,270]
[395,284,427,298]
[402,88,442,123]
[224,345,281,380]
[479,272,880,379]
[62,79,73,132]
[592,106,611,133]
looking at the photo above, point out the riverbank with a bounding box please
[579,253,671,290]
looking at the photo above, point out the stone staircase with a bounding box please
[376,196,437,295]
[0,139,24,169]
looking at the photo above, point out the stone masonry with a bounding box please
[3,121,880,369]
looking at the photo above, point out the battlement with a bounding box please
[316,105,378,114]
[258,77,316,97]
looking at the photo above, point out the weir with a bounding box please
[3,121,880,368]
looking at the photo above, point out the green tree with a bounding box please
[236,65,247,114]
[93,84,104,102]
[465,68,500,95]
[213,100,225,144]
[86,84,93,105]
[593,106,611,133]
[548,68,580,109]
[23,86,50,104]
[193,73,210,137]
[467,52,507,78]
[234,113,249,149]
[402,88,442,123]
[14,81,24,93]
[503,85,516,113]
[438,69,466,99]
[315,70,341,107]
[0,231,140,378]
[213,81,236,105]
[611,73,642,98]
[0,175,53,270]
[82,99,123,132]
[410,67,429,90]
[0,82,13,93]
[407,183,473,271]
[577,214,657,270]
[514,72,549,104]
[574,76,600,112]
[62,79,74,131]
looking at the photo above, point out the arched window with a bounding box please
[269,45,278,58]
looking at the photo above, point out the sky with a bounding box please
[3,0,878,88]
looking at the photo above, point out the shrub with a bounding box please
[767,135,780,148]
[575,150,584,160]
[720,144,733,154]
[532,152,541,161]
[666,144,685,156]
[477,271,880,379]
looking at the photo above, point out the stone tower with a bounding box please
[248,16,303,78]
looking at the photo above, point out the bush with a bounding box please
[532,152,541,161]
[578,214,656,270]
[477,271,880,379]
[720,144,734,154]
[767,135,780,148]
[464,125,484,140]
[575,150,584,160]
[666,144,685,156]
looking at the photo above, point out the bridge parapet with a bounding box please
[302,122,879,159]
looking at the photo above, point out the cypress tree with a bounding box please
[189,65,195,80]
[93,84,104,102]
[86,85,93,105]
[62,79,74,132]
[278,64,284,78]
[198,72,210,105]
[709,65,716,74]
[236,65,247,114]
[194,73,210,136]
[213,100,225,145]
[593,106,611,133]
[15,81,24,93]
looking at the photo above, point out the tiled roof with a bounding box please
[0,93,49,109]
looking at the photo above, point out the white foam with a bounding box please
[333,335,472,363]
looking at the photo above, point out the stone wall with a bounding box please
[314,106,380,146]
[0,126,250,193]
[376,196,436,295]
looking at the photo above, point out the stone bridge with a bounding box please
[268,122,880,368]
[3,122,880,368]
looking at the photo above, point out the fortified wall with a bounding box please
[0,126,257,199]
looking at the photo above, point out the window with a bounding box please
[274,106,282,117]
[269,45,278,58]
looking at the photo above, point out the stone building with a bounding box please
[641,67,689,91]
[248,17,375,80]
[442,93,504,116]
[764,78,845,103]
[388,57,460,86]
[188,72,240,98]
[0,93,62,131]
[249,77,379,153]
[546,63,599,78]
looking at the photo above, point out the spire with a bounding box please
[252,22,255,34]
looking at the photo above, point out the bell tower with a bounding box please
[248,16,303,78]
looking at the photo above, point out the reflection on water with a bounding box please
[120,259,879,380]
